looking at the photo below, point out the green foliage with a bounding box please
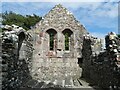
[65,33,69,50]
[0,28,2,32]
[2,11,42,30]
[117,34,120,38]
[50,33,54,50]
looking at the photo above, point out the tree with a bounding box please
[25,14,42,29]
[117,34,120,38]
[2,11,42,30]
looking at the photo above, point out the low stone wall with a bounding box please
[90,61,119,88]
[32,57,82,86]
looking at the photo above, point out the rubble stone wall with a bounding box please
[32,57,82,81]
[30,4,87,82]
[33,4,87,58]
[2,4,120,89]
[81,33,120,88]
[1,25,33,89]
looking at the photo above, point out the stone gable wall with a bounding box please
[37,5,87,34]
[32,4,87,59]
[30,4,87,83]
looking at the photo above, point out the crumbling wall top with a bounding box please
[34,4,87,35]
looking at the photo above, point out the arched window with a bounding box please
[62,29,73,51]
[46,29,57,50]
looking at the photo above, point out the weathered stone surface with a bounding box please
[30,4,87,83]
[1,4,120,90]
[81,32,120,89]
[1,25,33,90]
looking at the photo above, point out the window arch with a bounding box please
[62,29,73,51]
[46,29,57,50]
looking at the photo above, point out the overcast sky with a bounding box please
[1,1,119,39]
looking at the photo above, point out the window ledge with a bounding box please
[64,51,70,53]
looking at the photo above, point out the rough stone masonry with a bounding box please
[1,4,120,90]
[1,24,34,89]
[30,4,87,84]
[1,4,89,89]
[81,32,120,89]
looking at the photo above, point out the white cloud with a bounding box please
[3,2,117,19]
[99,2,118,18]
[69,2,118,33]
[2,2,118,35]
[88,2,118,18]
[55,2,118,19]
[90,32,106,38]
[1,0,119,2]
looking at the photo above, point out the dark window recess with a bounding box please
[78,58,83,64]
[50,33,54,50]
[65,33,69,50]
[62,29,73,51]
[57,49,61,51]
[46,29,57,51]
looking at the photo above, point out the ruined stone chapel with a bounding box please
[2,4,120,89]
[30,4,87,82]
